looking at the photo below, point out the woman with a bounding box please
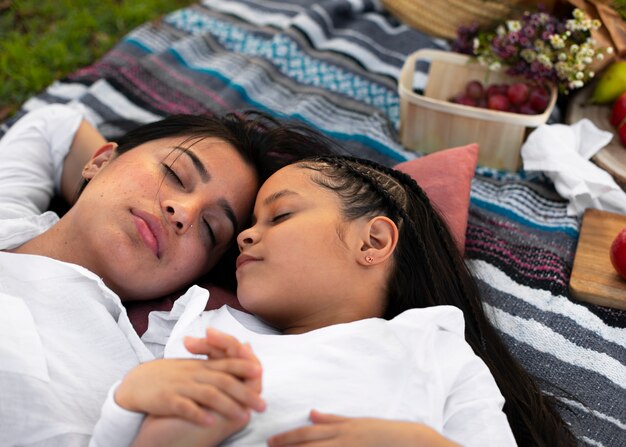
[92,156,576,446]
[0,104,335,445]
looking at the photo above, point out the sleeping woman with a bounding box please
[90,155,577,446]
[0,104,334,445]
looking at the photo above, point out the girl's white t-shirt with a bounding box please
[94,292,517,447]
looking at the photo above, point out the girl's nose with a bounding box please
[237,227,257,251]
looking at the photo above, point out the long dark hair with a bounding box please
[78,110,340,197]
[78,111,341,290]
[297,155,576,447]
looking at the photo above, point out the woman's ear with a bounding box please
[357,216,399,266]
[82,142,117,180]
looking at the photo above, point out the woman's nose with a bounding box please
[164,201,194,233]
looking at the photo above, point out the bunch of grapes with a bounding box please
[449,80,551,114]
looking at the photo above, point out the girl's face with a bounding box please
[71,136,258,300]
[235,164,371,333]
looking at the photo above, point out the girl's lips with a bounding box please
[131,211,163,258]
[236,254,260,270]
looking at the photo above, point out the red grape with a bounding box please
[487,94,510,111]
[528,88,550,113]
[465,80,485,100]
[507,83,530,105]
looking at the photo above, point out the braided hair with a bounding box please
[296,155,577,447]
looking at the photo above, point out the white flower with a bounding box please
[573,8,585,20]
[506,20,521,32]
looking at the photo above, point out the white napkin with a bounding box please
[521,118,626,217]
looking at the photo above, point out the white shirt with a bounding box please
[0,105,154,446]
[93,292,517,447]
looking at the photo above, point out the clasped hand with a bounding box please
[116,328,265,442]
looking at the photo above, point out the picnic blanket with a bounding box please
[1,1,624,445]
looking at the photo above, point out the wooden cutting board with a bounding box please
[569,208,626,310]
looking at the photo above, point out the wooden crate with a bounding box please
[398,49,557,171]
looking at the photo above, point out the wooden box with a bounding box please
[398,49,557,171]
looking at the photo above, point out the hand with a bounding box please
[130,329,265,447]
[185,328,263,395]
[115,354,265,427]
[267,411,461,447]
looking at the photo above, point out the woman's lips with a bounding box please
[132,211,163,258]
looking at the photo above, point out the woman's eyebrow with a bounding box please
[172,146,210,183]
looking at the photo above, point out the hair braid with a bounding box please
[303,155,443,309]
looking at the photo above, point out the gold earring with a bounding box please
[365,255,374,263]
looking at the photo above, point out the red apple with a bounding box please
[610,92,626,127]
[610,227,626,280]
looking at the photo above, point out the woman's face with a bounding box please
[71,136,258,300]
[235,164,367,333]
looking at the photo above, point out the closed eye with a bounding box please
[162,163,184,187]
[203,218,217,246]
[271,212,291,223]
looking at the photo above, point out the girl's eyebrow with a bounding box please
[250,190,299,225]
[262,189,299,206]
[172,146,210,183]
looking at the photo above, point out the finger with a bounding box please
[240,343,263,394]
[190,371,266,413]
[165,396,216,426]
[309,410,349,424]
[197,357,262,381]
[204,328,245,357]
[184,336,228,359]
[267,424,337,447]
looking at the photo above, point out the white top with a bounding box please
[93,292,517,447]
[0,105,154,446]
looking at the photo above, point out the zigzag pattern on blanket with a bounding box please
[2,0,624,445]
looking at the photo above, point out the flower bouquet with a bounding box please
[453,8,613,94]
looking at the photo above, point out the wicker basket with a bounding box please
[381,0,554,39]
[398,49,557,171]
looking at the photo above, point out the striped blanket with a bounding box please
[2,1,624,445]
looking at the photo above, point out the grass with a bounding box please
[0,0,195,120]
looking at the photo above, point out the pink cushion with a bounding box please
[126,143,478,335]
[393,143,478,252]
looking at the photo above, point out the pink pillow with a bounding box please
[126,143,478,335]
[393,143,478,252]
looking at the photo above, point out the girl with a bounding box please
[92,155,576,446]
[0,104,334,445]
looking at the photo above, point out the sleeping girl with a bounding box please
[91,155,576,447]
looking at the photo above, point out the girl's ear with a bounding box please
[82,142,117,180]
[357,216,398,266]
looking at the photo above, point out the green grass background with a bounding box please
[1,1,624,121]
[0,0,195,120]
